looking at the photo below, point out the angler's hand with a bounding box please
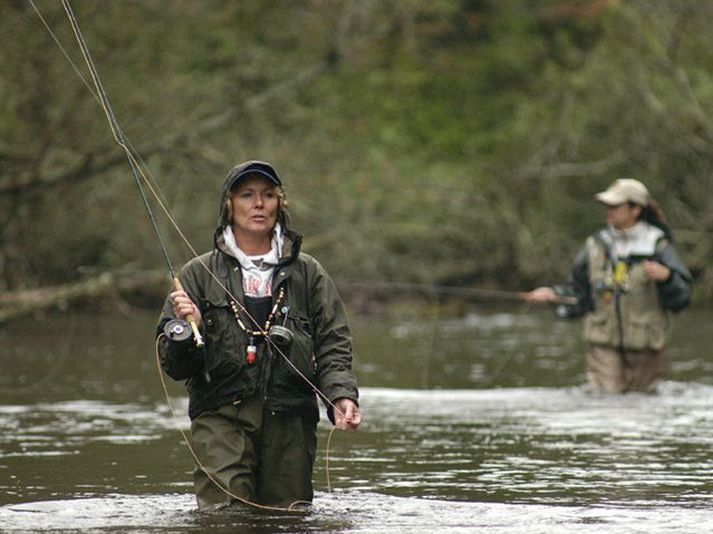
[522,286,557,304]
[333,398,362,432]
[643,260,671,282]
[170,290,202,328]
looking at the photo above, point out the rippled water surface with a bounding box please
[1,306,713,532]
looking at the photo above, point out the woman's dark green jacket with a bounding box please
[156,226,359,422]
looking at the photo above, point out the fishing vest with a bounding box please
[582,232,670,351]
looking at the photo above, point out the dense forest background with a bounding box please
[2,0,713,316]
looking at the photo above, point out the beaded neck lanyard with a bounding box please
[229,286,285,364]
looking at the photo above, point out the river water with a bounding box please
[1,304,713,533]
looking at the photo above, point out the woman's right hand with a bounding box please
[522,286,557,304]
[169,290,202,328]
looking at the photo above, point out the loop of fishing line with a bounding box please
[155,335,312,513]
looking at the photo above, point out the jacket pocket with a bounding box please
[271,312,316,392]
[202,298,244,375]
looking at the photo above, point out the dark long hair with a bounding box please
[633,198,673,240]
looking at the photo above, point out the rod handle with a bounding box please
[172,277,205,348]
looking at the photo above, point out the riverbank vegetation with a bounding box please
[3,0,713,320]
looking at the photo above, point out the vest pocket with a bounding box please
[626,314,667,351]
[584,309,616,346]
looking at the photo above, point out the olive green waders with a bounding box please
[190,395,317,510]
[586,345,667,393]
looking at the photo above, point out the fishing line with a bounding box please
[324,426,338,493]
[33,0,351,509]
[154,335,312,512]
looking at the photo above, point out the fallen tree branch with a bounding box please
[0,269,167,323]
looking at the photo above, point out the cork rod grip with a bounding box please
[172,277,205,347]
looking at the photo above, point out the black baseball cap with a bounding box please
[225,160,282,191]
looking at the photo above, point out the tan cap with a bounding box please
[595,178,649,206]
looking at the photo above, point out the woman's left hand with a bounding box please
[643,260,671,282]
[333,398,362,431]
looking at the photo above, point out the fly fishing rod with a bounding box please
[59,0,203,347]
[336,279,578,305]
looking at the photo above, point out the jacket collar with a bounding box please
[595,221,664,261]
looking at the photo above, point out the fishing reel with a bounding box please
[268,306,294,350]
[163,318,194,344]
[554,304,570,319]
[163,318,211,384]
[268,325,294,349]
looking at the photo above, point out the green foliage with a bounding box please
[3,0,713,301]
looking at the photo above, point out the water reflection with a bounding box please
[1,307,713,532]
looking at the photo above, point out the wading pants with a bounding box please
[586,344,667,393]
[190,395,317,510]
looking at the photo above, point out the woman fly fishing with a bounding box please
[157,160,361,510]
[524,178,692,393]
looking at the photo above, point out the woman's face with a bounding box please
[605,202,641,230]
[230,175,279,239]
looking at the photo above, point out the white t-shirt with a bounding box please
[221,223,284,297]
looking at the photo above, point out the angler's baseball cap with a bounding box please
[595,178,649,206]
[225,160,282,191]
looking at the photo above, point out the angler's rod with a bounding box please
[336,279,578,305]
[59,0,203,346]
